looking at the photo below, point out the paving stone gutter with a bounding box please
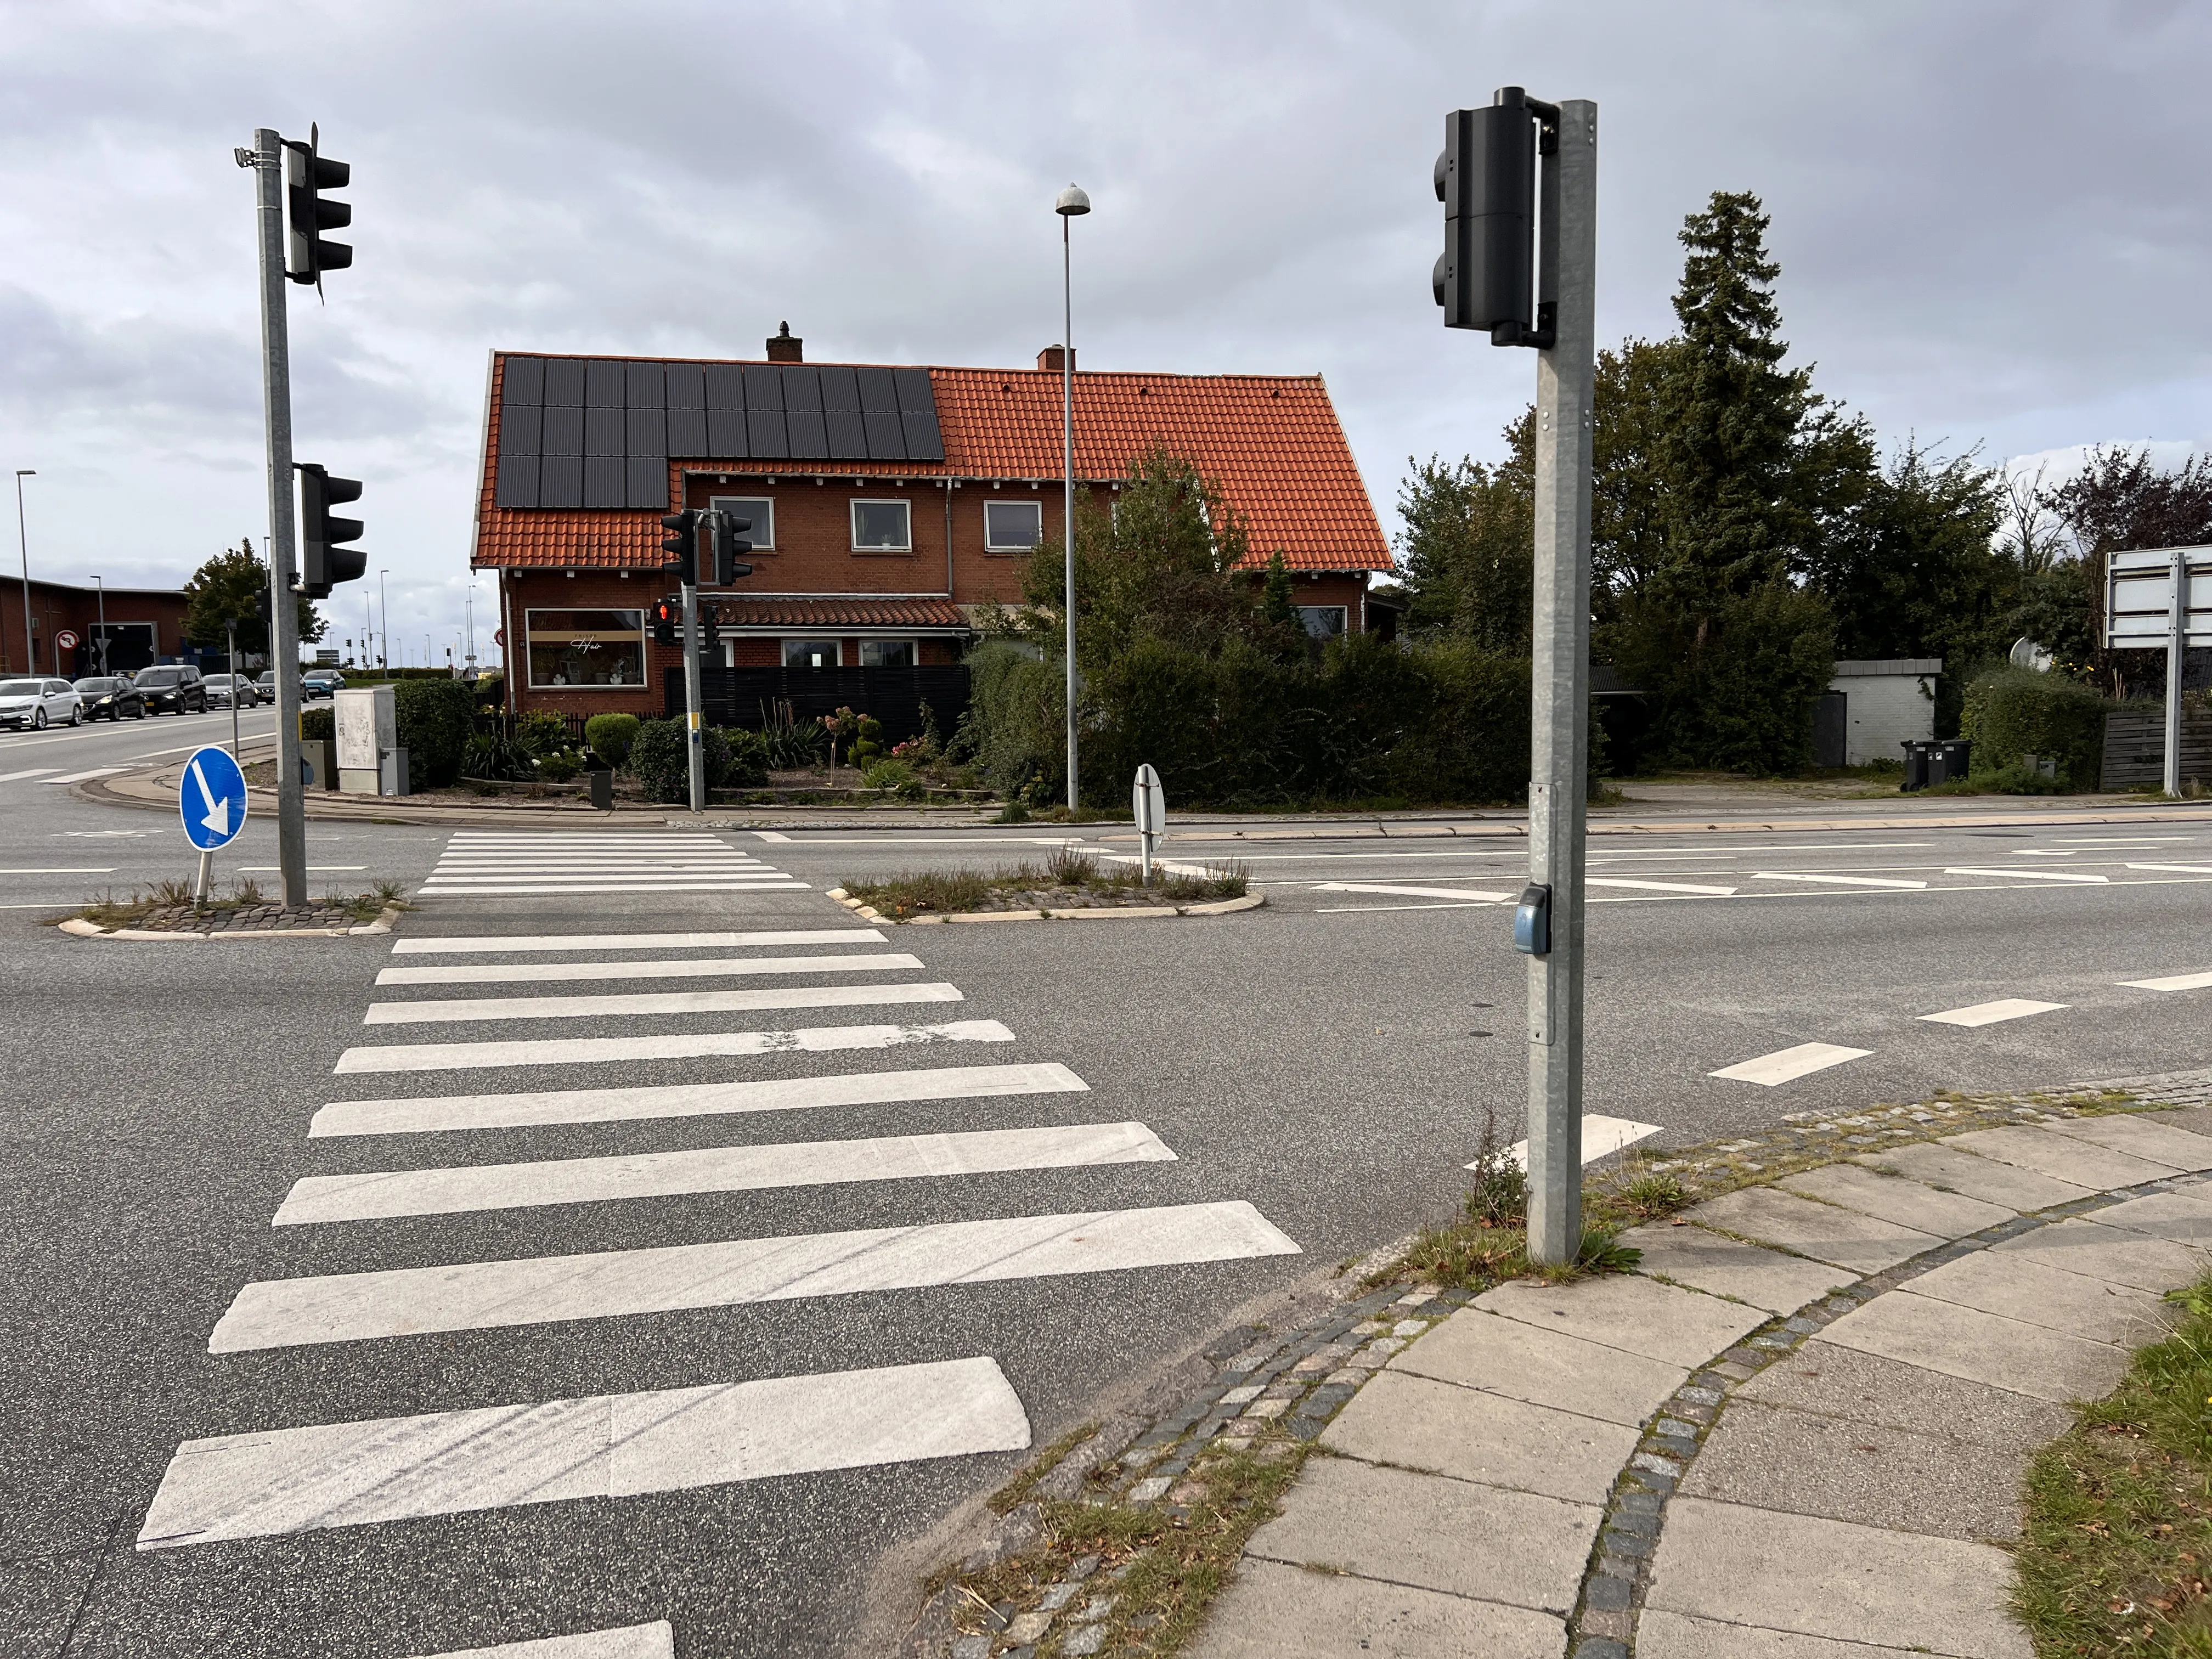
[899,1068,2212,1659]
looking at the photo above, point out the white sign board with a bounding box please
[1132,764,1166,836]
[2106,545,2212,648]
[335,685,396,771]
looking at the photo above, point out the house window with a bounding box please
[708,496,774,553]
[783,639,840,669]
[851,499,912,550]
[527,608,646,688]
[859,640,915,668]
[1297,605,1347,641]
[984,500,1043,551]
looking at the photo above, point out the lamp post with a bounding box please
[14,470,33,674]
[1055,182,1090,811]
[93,573,107,675]
[465,581,478,669]
[378,568,390,671]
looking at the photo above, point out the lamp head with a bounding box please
[1054,183,1091,217]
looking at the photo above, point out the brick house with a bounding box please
[471,328,1393,735]
[0,577,194,678]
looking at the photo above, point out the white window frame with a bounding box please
[850,498,912,551]
[524,606,649,690]
[783,639,842,669]
[859,639,917,668]
[983,499,1044,551]
[708,495,774,551]
[1297,605,1348,641]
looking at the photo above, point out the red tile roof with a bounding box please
[702,597,967,629]
[472,353,1391,576]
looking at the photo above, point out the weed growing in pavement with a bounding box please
[1046,844,1099,885]
[841,855,1247,918]
[1608,1159,1692,1220]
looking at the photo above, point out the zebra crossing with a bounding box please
[136,832,1303,1623]
[416,831,808,896]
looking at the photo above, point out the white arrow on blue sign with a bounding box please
[180,746,248,851]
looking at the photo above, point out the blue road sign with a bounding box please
[180,746,248,851]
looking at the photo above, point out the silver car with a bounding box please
[201,673,262,709]
[0,677,83,730]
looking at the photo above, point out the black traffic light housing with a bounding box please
[284,125,353,286]
[1435,88,1559,347]
[296,463,365,598]
[661,510,701,586]
[712,512,754,586]
[698,607,721,650]
[652,597,679,646]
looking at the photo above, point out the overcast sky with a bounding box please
[3,0,2208,664]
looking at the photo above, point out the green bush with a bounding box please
[629,718,731,803]
[1961,667,2113,789]
[461,731,531,781]
[514,709,574,759]
[720,727,770,788]
[393,678,477,788]
[584,712,641,770]
[535,751,580,782]
[861,758,924,797]
[298,706,335,741]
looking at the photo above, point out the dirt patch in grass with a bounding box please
[843,848,1249,920]
[2015,1273,2212,1656]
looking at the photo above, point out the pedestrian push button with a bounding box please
[1513,884,1551,956]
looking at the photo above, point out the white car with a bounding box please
[0,678,84,730]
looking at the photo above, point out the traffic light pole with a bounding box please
[252,126,309,910]
[1523,99,1597,1267]
[681,580,705,812]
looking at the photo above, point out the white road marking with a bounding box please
[391,929,884,955]
[376,952,920,987]
[753,831,793,842]
[38,767,126,783]
[137,1358,1029,1549]
[2011,849,2079,857]
[1710,1042,1873,1086]
[1752,871,1928,889]
[2057,836,2198,844]
[1488,1114,1663,1172]
[1589,877,1737,895]
[1918,998,2067,1028]
[2126,863,2212,876]
[210,1201,1302,1351]
[1312,882,1514,901]
[418,882,811,896]
[239,866,363,872]
[0,768,59,782]
[1944,866,2110,884]
[410,1622,674,1659]
[334,1018,1015,1074]
[1316,901,1495,913]
[2119,970,2212,992]
[363,981,961,1026]
[0,866,116,873]
[276,1122,1176,1224]
[310,1062,1092,1138]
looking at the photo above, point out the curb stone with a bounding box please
[828,889,1265,926]
[57,901,407,940]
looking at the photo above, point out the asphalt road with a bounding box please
[4,780,2209,1659]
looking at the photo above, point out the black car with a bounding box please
[73,676,148,720]
[132,665,207,714]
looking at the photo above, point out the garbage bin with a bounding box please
[589,768,613,811]
[1933,739,1973,787]
[1900,740,1934,792]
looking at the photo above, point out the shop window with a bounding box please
[859,640,914,668]
[1297,605,1347,641]
[984,500,1043,550]
[783,639,840,669]
[708,495,773,553]
[527,608,646,687]
[851,499,911,550]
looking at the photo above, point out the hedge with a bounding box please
[394,678,477,788]
[1961,667,2114,790]
[629,718,732,803]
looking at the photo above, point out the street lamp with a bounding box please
[466,581,479,668]
[93,573,107,675]
[14,470,33,674]
[1055,182,1090,811]
[377,568,390,671]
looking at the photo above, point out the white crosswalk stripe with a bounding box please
[418,831,808,896]
[334,1017,1016,1074]
[358,980,963,1025]
[393,929,884,954]
[411,1623,674,1658]
[375,952,922,986]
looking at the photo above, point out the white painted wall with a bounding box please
[1830,664,1938,765]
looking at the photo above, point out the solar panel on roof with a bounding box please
[495,453,541,508]
[786,408,829,459]
[584,408,625,456]
[627,361,665,409]
[856,368,898,412]
[539,406,585,456]
[743,365,786,411]
[538,453,583,508]
[707,407,749,458]
[667,408,709,456]
[747,409,789,459]
[892,368,933,413]
[625,456,668,509]
[704,364,746,409]
[901,408,944,461]
[503,356,546,405]
[542,358,587,407]
[501,403,543,457]
[824,409,868,460]
[665,363,706,410]
[582,456,627,507]
[819,366,861,411]
[782,368,823,413]
[586,360,626,407]
[863,410,907,461]
[627,408,667,459]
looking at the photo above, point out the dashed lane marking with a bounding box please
[1943,866,2110,884]
[1588,877,1738,895]
[360,981,962,1027]
[333,1018,1016,1074]
[1709,1042,1873,1086]
[2119,970,2212,992]
[391,929,885,955]
[1751,871,1928,889]
[1918,998,2068,1028]
[1312,882,1514,901]
[2126,863,2212,876]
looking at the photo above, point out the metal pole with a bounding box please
[1062,215,1079,811]
[379,568,389,670]
[227,618,241,761]
[253,127,308,910]
[94,574,106,674]
[2167,546,2188,799]
[1524,99,1598,1267]
[14,470,33,674]
[682,577,705,812]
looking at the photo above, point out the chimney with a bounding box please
[1036,344,1074,373]
[766,321,803,363]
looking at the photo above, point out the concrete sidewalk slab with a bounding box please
[1617,1222,1854,1313]
[2090,1188,2212,1246]
[1738,1340,2072,1451]
[1472,1273,1764,1369]
[2042,1113,2212,1170]
[1181,1557,1566,1659]
[1821,1289,2130,1403]
[1677,1396,2028,1541]
[1637,1607,1968,1658]
[1906,1247,2175,1346]
[1393,1308,1687,1427]
[1241,1457,1597,1614]
[1853,1141,2091,1211]
[1321,1370,1640,1506]
[1687,1186,1942,1273]
[1779,1162,2014,1239]
[1645,1497,2032,1656]
[1990,1214,2210,1292]
[1948,1124,2181,1188]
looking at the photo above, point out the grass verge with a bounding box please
[843,847,1249,919]
[2014,1271,2212,1655]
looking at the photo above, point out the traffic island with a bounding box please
[54,882,409,939]
[894,1069,2212,1659]
[832,851,1260,924]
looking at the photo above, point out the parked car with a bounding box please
[201,673,261,710]
[0,678,84,730]
[74,676,147,720]
[304,669,346,697]
[132,664,208,715]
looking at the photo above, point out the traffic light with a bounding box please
[661,510,701,586]
[1435,89,1556,347]
[284,126,352,286]
[712,512,754,586]
[252,587,272,636]
[652,597,679,645]
[698,607,721,650]
[296,464,365,597]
